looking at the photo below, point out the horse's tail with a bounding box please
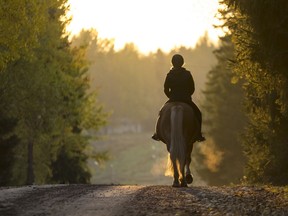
[165,105,186,178]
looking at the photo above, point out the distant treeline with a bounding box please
[72,30,216,130]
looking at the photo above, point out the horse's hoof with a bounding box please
[186,174,193,184]
[181,182,188,187]
[172,183,180,187]
[172,180,180,187]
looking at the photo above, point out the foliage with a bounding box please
[0,0,46,70]
[199,35,246,185]
[220,0,288,185]
[0,0,107,186]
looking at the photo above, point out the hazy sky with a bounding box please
[67,0,223,54]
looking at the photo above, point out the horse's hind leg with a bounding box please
[180,165,188,187]
[171,149,187,187]
[173,176,180,187]
[185,143,194,184]
[172,162,180,187]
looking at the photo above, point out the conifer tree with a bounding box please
[221,0,288,185]
[200,35,246,185]
[0,0,107,185]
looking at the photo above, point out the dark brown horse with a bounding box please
[155,102,200,187]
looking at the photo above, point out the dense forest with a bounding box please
[0,0,107,185]
[201,0,288,185]
[221,0,288,185]
[1,0,288,186]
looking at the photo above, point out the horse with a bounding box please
[155,102,200,187]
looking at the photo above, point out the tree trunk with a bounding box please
[26,141,34,185]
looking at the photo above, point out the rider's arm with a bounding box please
[164,74,171,98]
[188,72,195,95]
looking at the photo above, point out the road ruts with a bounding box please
[0,184,142,216]
[1,185,288,216]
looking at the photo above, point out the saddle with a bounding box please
[153,102,197,143]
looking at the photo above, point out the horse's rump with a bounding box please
[156,102,199,146]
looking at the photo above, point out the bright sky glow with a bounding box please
[67,0,223,54]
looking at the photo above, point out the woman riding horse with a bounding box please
[152,54,205,142]
[152,54,205,187]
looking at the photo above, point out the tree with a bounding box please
[199,35,246,185]
[0,116,18,185]
[220,0,288,185]
[0,0,107,185]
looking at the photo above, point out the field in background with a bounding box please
[90,132,206,186]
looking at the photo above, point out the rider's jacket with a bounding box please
[164,67,195,102]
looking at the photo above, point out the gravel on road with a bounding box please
[0,184,287,216]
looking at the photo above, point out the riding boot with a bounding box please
[196,118,206,142]
[152,112,162,141]
[197,133,206,142]
[151,133,160,141]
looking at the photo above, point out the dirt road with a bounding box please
[0,184,287,216]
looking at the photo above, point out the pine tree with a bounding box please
[200,35,246,185]
[221,0,288,185]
